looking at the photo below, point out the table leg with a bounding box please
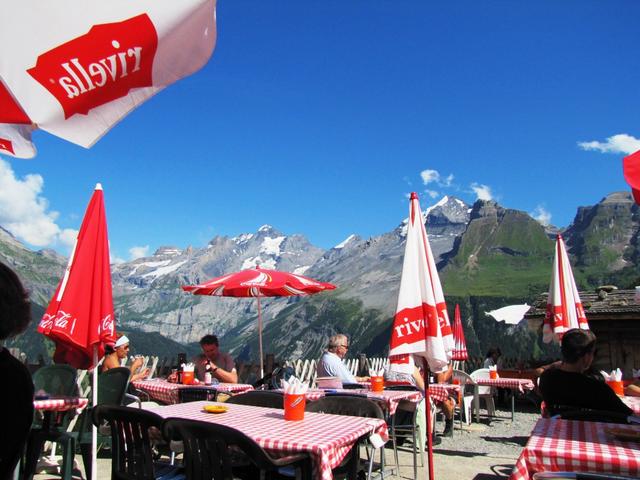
[474,385,479,423]
[511,392,515,421]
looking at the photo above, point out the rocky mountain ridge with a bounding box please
[3,192,638,362]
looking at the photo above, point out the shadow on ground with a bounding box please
[434,449,489,458]
[480,435,529,447]
[472,463,514,479]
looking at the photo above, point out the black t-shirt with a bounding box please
[0,348,34,479]
[539,367,632,416]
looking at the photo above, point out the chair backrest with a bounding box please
[98,367,131,405]
[92,405,163,480]
[162,418,297,480]
[33,364,78,396]
[225,390,284,409]
[32,365,79,429]
[178,386,218,403]
[270,366,295,390]
[469,368,492,395]
[452,369,476,397]
[305,395,384,419]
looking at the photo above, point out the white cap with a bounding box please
[114,335,129,348]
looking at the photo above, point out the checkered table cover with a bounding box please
[622,396,640,415]
[279,388,422,415]
[132,379,253,405]
[33,396,88,412]
[150,401,388,480]
[475,377,535,393]
[509,418,640,480]
[360,381,456,404]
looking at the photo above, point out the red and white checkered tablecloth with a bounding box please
[132,379,253,405]
[475,377,535,393]
[150,401,388,480]
[428,384,460,403]
[622,396,640,415]
[33,396,88,412]
[509,418,640,480]
[278,388,422,416]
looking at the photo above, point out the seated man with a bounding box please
[192,334,238,384]
[317,334,367,384]
[539,328,632,416]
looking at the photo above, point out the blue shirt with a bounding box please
[317,351,357,384]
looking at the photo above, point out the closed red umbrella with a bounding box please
[182,266,336,376]
[542,234,589,343]
[389,192,453,480]
[0,0,217,157]
[37,183,115,480]
[451,304,468,362]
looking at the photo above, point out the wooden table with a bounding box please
[510,418,640,480]
[150,400,388,480]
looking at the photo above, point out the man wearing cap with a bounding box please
[101,334,149,381]
[193,334,238,384]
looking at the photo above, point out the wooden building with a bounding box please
[526,286,640,377]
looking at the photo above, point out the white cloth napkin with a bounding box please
[600,368,622,381]
[282,375,308,394]
[369,368,384,377]
[633,368,640,379]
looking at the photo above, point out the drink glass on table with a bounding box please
[284,394,306,421]
[371,376,384,392]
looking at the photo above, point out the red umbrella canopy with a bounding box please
[451,304,468,361]
[38,184,115,369]
[182,266,336,297]
[623,149,640,204]
[542,234,589,343]
[0,0,217,157]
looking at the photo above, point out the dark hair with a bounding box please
[485,347,499,359]
[0,262,31,340]
[561,329,596,364]
[199,334,219,346]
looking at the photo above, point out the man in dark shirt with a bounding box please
[0,263,34,479]
[539,328,632,416]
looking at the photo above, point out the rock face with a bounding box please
[563,192,640,271]
[3,193,640,362]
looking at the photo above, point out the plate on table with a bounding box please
[605,427,640,442]
[202,405,228,414]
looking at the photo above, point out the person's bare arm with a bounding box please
[625,383,640,397]
[212,364,238,383]
[412,367,425,391]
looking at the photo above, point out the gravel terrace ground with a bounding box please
[33,398,540,480]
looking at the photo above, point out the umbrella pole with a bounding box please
[423,358,435,480]
[92,346,98,480]
[257,295,264,378]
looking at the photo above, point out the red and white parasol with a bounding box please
[182,266,336,377]
[388,192,453,480]
[623,149,640,205]
[0,0,217,156]
[0,80,36,158]
[38,184,115,480]
[451,304,468,361]
[542,234,589,343]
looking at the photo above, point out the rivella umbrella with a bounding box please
[37,184,115,480]
[451,304,468,362]
[388,192,454,480]
[0,0,217,157]
[623,149,640,204]
[182,266,336,377]
[542,234,589,343]
[0,80,36,158]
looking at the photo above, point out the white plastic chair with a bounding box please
[452,369,475,426]
[469,368,496,420]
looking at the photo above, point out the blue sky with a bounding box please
[2,1,639,262]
